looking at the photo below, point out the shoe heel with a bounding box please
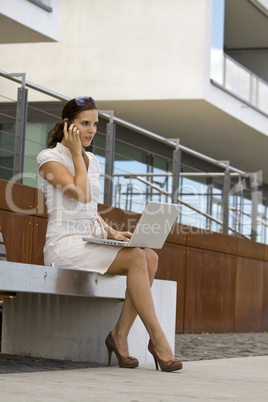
[153,356,159,371]
[105,331,139,369]
[106,345,113,365]
[148,338,183,372]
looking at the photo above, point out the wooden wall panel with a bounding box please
[235,257,263,332]
[184,248,236,333]
[187,230,237,255]
[0,179,36,215]
[155,243,186,333]
[34,188,47,218]
[121,210,141,233]
[262,262,268,331]
[236,237,265,261]
[264,245,268,262]
[1,178,268,334]
[0,210,33,263]
[98,204,124,231]
[31,217,47,265]
[166,223,187,246]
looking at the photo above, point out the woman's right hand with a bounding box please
[63,121,82,155]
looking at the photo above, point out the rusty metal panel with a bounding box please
[121,209,140,233]
[262,262,268,331]
[156,243,186,333]
[0,210,33,263]
[235,257,263,332]
[236,237,265,261]
[0,179,36,215]
[264,245,268,262]
[166,223,187,246]
[184,247,236,333]
[31,216,47,265]
[98,203,124,231]
[34,188,47,218]
[187,230,237,255]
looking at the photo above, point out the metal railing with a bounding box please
[109,172,254,239]
[0,69,266,242]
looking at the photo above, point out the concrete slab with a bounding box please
[0,356,267,401]
[2,279,176,365]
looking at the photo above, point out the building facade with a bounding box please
[0,0,268,242]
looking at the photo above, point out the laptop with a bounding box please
[82,201,180,249]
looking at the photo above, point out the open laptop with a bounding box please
[82,201,180,249]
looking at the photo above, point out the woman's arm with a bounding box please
[39,123,91,203]
[97,213,132,242]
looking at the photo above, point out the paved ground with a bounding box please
[0,356,268,401]
[176,332,268,361]
[0,332,267,373]
[1,333,268,401]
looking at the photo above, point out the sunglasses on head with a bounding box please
[65,96,97,115]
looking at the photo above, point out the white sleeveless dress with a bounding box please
[36,142,122,274]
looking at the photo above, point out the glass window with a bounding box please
[0,123,15,181]
[114,140,149,212]
[210,0,225,84]
[225,57,251,102]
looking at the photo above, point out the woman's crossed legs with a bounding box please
[106,247,174,362]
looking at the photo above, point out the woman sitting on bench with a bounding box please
[36,97,182,373]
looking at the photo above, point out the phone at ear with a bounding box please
[66,120,71,130]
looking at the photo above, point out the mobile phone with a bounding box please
[62,120,72,130]
[66,120,71,130]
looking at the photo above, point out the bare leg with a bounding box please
[111,248,158,356]
[106,247,174,361]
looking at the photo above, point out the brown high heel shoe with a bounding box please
[105,332,139,369]
[148,339,183,372]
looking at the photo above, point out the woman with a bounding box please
[36,96,182,372]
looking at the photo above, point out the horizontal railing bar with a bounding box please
[0,147,14,154]
[0,70,113,120]
[0,165,13,171]
[0,129,15,137]
[111,172,245,178]
[0,112,16,120]
[27,0,53,13]
[0,94,16,102]
[0,70,69,101]
[27,105,61,119]
[230,207,268,228]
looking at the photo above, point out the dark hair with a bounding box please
[47,98,98,148]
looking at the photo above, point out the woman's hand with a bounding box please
[39,121,91,203]
[63,121,82,155]
[107,227,132,242]
[97,214,132,242]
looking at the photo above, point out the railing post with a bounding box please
[222,163,230,234]
[104,115,115,206]
[251,171,262,242]
[126,182,133,211]
[12,73,28,183]
[206,177,213,231]
[172,140,181,204]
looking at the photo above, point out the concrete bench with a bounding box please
[0,260,177,365]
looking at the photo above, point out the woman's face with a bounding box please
[72,109,99,147]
